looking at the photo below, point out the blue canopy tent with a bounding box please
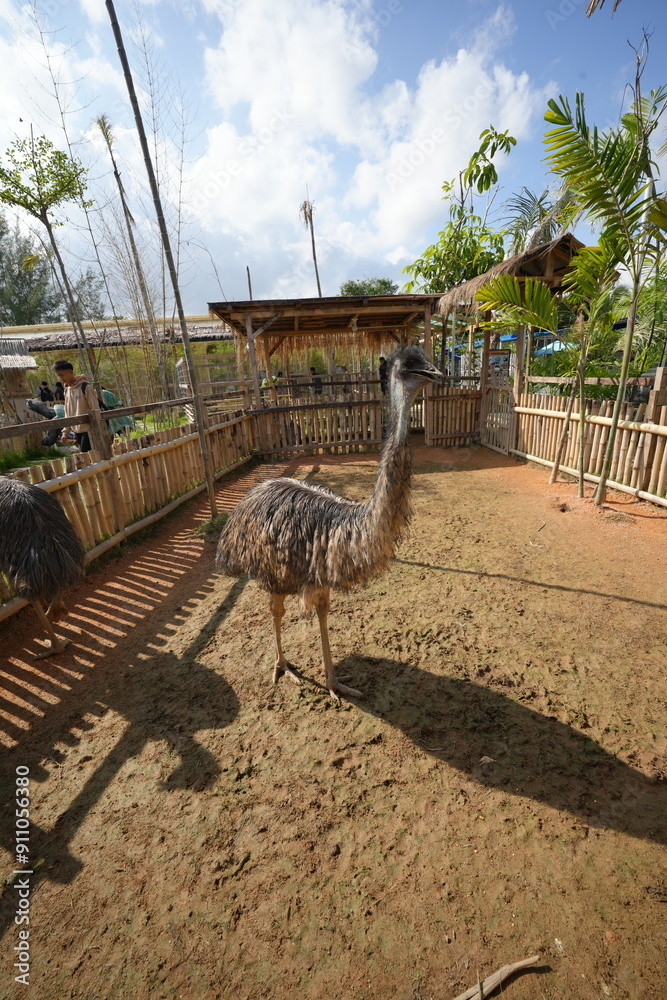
[534,339,570,357]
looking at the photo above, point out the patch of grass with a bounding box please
[0,444,65,474]
[193,512,229,536]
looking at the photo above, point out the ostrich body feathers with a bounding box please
[0,475,86,603]
[215,346,437,605]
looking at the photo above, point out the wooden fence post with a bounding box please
[423,303,433,446]
[642,366,667,489]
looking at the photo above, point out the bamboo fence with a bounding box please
[0,407,253,620]
[3,379,667,625]
[508,390,667,504]
[428,386,481,446]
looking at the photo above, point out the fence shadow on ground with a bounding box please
[332,654,666,847]
[395,558,667,612]
[0,581,245,937]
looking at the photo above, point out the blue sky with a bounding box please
[0,0,665,315]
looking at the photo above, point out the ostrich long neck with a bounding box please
[364,377,416,544]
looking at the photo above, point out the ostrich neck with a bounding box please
[365,379,416,537]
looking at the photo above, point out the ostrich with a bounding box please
[215,345,441,699]
[0,476,86,657]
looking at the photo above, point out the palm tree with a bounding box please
[299,197,322,296]
[543,85,667,503]
[477,239,620,497]
[503,186,577,256]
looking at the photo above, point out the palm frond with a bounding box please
[476,275,559,333]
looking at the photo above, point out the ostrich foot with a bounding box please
[329,680,363,701]
[272,659,302,685]
[34,637,70,659]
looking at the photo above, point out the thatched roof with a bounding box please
[208,294,440,352]
[0,339,38,369]
[437,233,585,316]
[0,318,233,354]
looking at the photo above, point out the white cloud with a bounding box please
[191,0,553,297]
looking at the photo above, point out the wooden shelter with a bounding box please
[0,338,39,424]
[207,294,441,407]
[436,233,586,399]
[437,233,585,317]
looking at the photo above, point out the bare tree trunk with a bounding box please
[577,364,587,497]
[107,0,217,516]
[98,121,169,401]
[309,216,322,297]
[42,213,98,385]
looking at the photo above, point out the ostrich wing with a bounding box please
[215,477,369,593]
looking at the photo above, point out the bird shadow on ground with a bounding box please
[331,654,667,847]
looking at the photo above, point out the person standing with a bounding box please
[53,381,65,402]
[37,381,54,403]
[101,386,135,438]
[53,359,100,453]
[379,356,388,395]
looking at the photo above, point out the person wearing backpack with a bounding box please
[37,380,55,403]
[52,359,101,453]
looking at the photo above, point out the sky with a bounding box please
[0,0,666,315]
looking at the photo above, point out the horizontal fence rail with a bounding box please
[0,408,253,617]
[494,389,667,506]
[3,376,666,627]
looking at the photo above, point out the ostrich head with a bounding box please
[387,346,442,402]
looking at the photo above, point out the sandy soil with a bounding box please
[1,439,666,1000]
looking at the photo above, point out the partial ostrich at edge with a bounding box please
[0,476,86,657]
[215,346,441,699]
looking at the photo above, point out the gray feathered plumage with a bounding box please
[215,347,441,697]
[0,476,85,604]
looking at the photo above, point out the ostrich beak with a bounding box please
[415,362,443,383]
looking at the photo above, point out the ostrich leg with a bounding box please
[268,594,301,685]
[313,588,362,700]
[32,600,70,658]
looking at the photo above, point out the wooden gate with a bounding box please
[425,381,482,447]
[480,385,514,454]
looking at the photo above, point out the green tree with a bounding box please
[0,217,60,325]
[543,84,667,503]
[339,277,398,296]
[403,126,515,293]
[0,134,97,378]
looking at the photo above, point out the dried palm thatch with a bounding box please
[586,0,623,14]
[437,233,584,316]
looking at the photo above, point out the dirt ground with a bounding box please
[1,439,666,1000]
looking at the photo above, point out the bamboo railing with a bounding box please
[428,386,481,446]
[489,388,667,505]
[3,378,667,626]
[0,406,253,620]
